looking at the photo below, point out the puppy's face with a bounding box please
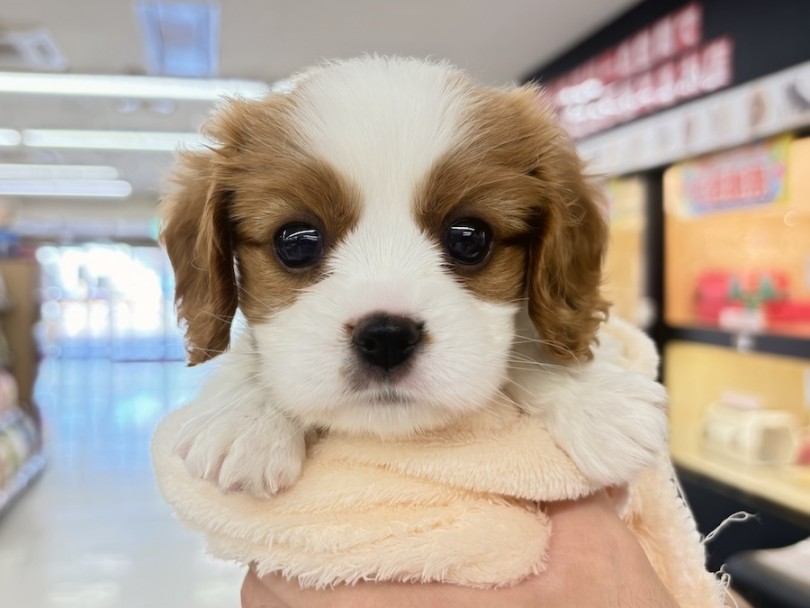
[162,58,608,437]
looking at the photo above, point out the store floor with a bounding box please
[0,358,245,608]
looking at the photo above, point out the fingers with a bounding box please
[536,491,640,590]
[241,567,288,608]
[240,494,676,608]
[543,490,628,556]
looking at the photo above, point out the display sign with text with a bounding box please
[665,137,810,338]
[545,3,734,139]
[679,136,791,216]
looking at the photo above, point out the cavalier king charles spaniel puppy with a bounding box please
[161,57,667,497]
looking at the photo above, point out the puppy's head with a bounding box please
[161,57,608,436]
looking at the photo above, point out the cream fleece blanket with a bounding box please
[152,321,727,606]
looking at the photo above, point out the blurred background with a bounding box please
[0,1,808,607]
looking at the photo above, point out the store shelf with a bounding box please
[0,450,45,519]
[666,340,810,527]
[672,445,810,522]
[576,59,810,177]
[664,326,810,361]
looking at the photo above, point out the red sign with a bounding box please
[545,3,734,140]
[679,136,791,216]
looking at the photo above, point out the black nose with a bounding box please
[352,314,424,371]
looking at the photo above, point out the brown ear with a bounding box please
[160,149,238,365]
[518,89,609,361]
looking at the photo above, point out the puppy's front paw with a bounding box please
[547,365,669,486]
[174,405,305,497]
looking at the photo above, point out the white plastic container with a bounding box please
[702,401,798,465]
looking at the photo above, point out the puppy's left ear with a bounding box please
[160,150,238,365]
[515,87,610,361]
[160,99,261,364]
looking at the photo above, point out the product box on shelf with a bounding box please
[664,136,810,337]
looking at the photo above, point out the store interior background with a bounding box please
[1,1,809,607]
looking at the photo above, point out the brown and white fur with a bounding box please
[161,57,667,497]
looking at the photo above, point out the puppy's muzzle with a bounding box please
[352,314,424,372]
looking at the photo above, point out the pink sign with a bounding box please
[544,3,735,140]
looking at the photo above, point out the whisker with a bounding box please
[511,333,582,370]
[505,357,570,373]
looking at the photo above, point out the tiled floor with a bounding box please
[0,358,246,608]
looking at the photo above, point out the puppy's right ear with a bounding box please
[160,138,238,365]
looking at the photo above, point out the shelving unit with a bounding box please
[656,130,810,535]
[0,256,44,519]
[0,408,44,520]
[544,58,810,537]
[672,448,810,523]
[519,0,810,601]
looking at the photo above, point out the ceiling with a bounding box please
[0,0,637,239]
[2,0,636,85]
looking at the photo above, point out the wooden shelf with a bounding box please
[665,342,810,522]
[663,326,810,360]
[672,445,810,520]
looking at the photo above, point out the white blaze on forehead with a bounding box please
[291,57,472,219]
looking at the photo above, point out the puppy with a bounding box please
[161,57,667,497]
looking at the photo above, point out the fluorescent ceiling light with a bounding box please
[23,129,204,151]
[0,164,120,180]
[0,71,268,100]
[0,129,22,146]
[0,179,132,198]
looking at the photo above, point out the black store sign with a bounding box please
[525,0,810,140]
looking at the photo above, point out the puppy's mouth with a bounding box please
[363,387,411,405]
[347,369,415,405]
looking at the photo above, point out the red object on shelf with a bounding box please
[764,300,810,322]
[694,271,736,323]
[693,270,808,326]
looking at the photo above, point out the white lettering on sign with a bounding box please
[555,38,733,139]
[544,3,736,140]
[674,3,703,51]
[651,16,676,64]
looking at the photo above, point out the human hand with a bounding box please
[240,491,679,608]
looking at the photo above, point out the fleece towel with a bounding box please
[152,321,727,606]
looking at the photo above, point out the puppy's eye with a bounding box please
[443,218,493,266]
[274,223,324,269]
